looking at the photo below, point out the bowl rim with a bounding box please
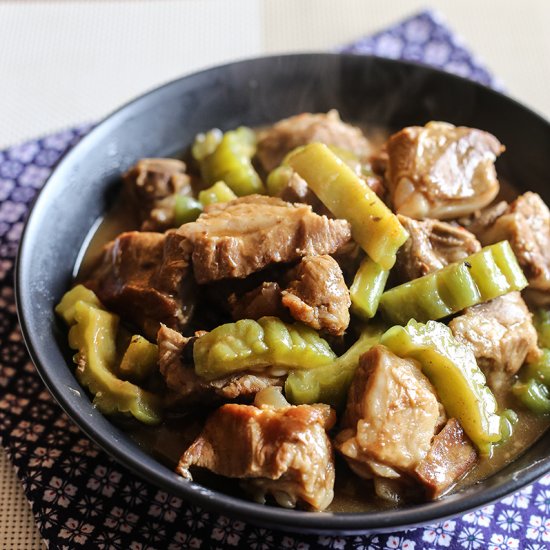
[15,52,550,534]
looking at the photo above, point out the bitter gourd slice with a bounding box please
[119,335,158,383]
[198,181,237,206]
[287,143,408,269]
[285,323,385,408]
[349,257,389,320]
[56,285,161,425]
[195,126,265,196]
[379,241,528,325]
[381,319,502,455]
[193,316,335,381]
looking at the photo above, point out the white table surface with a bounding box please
[1,0,550,546]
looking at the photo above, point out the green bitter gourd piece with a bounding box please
[191,128,223,161]
[522,348,550,385]
[379,241,528,325]
[498,409,519,444]
[285,322,385,408]
[266,165,294,196]
[119,335,158,383]
[198,181,237,206]
[380,319,502,455]
[193,316,336,380]
[513,378,550,414]
[56,284,102,325]
[513,348,550,414]
[56,285,162,425]
[194,126,265,196]
[287,142,408,270]
[174,195,203,226]
[350,257,389,320]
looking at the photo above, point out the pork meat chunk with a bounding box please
[178,195,352,283]
[256,110,371,172]
[414,418,477,499]
[386,122,503,219]
[462,201,509,236]
[277,170,331,215]
[282,255,351,336]
[229,282,287,320]
[158,325,283,403]
[86,231,196,339]
[178,402,336,510]
[469,192,550,301]
[335,345,442,480]
[227,255,350,335]
[123,158,192,231]
[395,215,481,281]
[449,291,541,392]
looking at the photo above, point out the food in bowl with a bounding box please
[54,110,550,512]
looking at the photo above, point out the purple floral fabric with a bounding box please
[339,10,503,90]
[0,10,549,550]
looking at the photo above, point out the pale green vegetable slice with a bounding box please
[381,319,501,455]
[287,142,408,269]
[193,316,336,380]
[56,285,161,425]
[349,257,389,320]
[285,323,385,408]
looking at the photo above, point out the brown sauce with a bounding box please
[74,196,138,281]
[73,129,550,513]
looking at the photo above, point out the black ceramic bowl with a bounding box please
[16,54,550,534]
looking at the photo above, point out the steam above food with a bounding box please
[56,110,550,513]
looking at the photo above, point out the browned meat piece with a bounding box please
[335,345,477,501]
[370,146,389,177]
[332,241,363,285]
[158,325,283,402]
[363,171,386,199]
[123,158,192,231]
[178,195,352,283]
[395,215,481,281]
[86,231,196,339]
[335,345,442,481]
[228,282,287,320]
[278,170,330,215]
[449,292,541,392]
[468,192,550,298]
[152,231,192,291]
[523,287,550,309]
[414,418,477,499]
[226,255,350,335]
[385,122,503,219]
[282,255,350,336]
[256,110,371,172]
[461,201,509,235]
[177,402,336,510]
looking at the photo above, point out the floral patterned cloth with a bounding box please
[0,10,549,550]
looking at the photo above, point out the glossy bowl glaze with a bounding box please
[16,54,550,534]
